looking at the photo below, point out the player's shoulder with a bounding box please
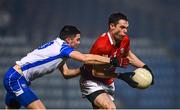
[94,33,109,45]
[91,33,109,52]
[100,32,107,37]
[96,32,109,42]
[54,38,71,48]
[99,32,108,38]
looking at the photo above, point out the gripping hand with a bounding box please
[143,65,154,85]
[118,72,138,88]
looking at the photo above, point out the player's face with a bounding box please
[111,19,129,40]
[69,34,80,48]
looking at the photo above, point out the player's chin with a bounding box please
[74,46,79,49]
[117,36,124,40]
[71,45,78,49]
[121,34,127,37]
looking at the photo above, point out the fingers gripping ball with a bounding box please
[132,68,153,89]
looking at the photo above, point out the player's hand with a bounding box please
[143,65,154,85]
[110,57,129,68]
[118,72,138,88]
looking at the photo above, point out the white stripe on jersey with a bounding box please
[16,38,74,82]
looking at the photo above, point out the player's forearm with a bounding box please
[128,51,145,68]
[69,51,110,65]
[92,65,118,78]
[59,64,81,79]
[83,54,110,65]
[92,69,118,78]
[63,68,81,79]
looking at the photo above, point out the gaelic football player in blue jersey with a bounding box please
[3,25,123,109]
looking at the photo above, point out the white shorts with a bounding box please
[79,76,115,101]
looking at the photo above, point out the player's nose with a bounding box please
[124,29,128,33]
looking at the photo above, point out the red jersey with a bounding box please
[82,32,130,85]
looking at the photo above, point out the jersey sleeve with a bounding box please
[60,43,74,58]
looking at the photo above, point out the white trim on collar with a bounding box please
[56,37,65,42]
[56,37,66,46]
[107,32,114,45]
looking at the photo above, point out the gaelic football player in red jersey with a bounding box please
[60,12,154,109]
[78,12,154,109]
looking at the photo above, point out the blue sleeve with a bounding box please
[60,43,74,58]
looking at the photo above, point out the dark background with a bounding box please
[0,0,180,109]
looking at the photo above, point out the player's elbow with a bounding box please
[62,71,71,79]
[92,69,98,77]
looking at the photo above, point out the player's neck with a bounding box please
[111,35,122,47]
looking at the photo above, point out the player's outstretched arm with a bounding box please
[91,65,138,88]
[128,50,154,84]
[58,63,81,79]
[69,50,120,66]
[92,65,118,78]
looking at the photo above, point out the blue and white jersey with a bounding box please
[16,38,74,82]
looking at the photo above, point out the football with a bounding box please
[132,68,152,89]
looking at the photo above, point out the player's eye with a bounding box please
[77,38,80,42]
[120,26,125,29]
[120,26,128,30]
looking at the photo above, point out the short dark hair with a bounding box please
[59,25,80,40]
[108,12,128,26]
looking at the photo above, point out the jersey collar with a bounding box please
[56,37,66,45]
[107,32,114,45]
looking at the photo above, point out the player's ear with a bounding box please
[110,23,115,29]
[65,37,72,44]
